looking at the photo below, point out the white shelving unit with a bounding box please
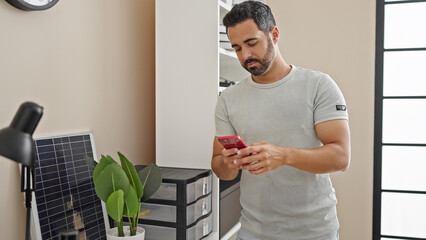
[219,48,248,84]
[220,1,232,19]
[219,1,249,88]
[156,1,246,239]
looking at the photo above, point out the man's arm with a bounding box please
[235,119,351,174]
[211,137,241,180]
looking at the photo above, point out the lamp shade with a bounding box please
[0,102,43,167]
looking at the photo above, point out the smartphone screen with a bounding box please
[218,135,248,149]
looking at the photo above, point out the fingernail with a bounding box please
[233,159,238,164]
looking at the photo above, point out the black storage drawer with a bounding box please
[132,166,213,240]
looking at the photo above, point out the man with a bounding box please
[211,1,350,240]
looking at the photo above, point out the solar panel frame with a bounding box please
[29,132,109,240]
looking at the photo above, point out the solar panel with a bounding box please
[31,132,107,240]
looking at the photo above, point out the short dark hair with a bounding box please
[223,1,276,34]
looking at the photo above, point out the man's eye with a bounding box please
[234,48,241,52]
[248,42,257,46]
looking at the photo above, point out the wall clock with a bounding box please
[6,0,59,11]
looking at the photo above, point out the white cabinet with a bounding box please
[156,1,246,239]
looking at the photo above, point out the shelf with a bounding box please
[219,1,232,23]
[219,48,249,83]
[219,2,249,84]
[219,47,236,58]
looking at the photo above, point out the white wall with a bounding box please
[268,0,376,239]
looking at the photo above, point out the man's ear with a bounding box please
[270,26,279,43]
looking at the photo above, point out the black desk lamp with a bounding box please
[0,102,43,240]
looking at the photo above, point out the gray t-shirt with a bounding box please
[215,65,348,240]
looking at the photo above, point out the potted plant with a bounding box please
[87,152,162,239]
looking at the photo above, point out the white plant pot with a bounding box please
[107,226,145,240]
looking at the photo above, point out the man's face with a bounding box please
[227,19,275,76]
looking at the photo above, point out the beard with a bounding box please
[243,36,275,76]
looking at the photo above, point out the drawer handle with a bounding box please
[202,202,208,215]
[202,182,208,195]
[203,221,209,235]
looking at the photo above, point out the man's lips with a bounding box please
[247,62,257,67]
[245,60,259,68]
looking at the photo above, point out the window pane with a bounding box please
[382,146,426,191]
[382,99,426,143]
[384,3,426,49]
[381,192,426,238]
[383,51,426,96]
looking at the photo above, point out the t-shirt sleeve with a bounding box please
[313,74,349,125]
[215,94,237,137]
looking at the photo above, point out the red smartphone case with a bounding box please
[218,135,248,149]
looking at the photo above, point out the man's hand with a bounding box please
[211,137,241,180]
[222,147,244,171]
[234,142,286,175]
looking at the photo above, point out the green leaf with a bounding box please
[138,164,162,202]
[118,152,144,200]
[84,155,97,172]
[94,164,130,202]
[93,155,116,182]
[106,190,124,223]
[125,187,140,217]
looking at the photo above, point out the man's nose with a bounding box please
[241,48,252,61]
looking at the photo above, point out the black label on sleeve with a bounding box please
[336,105,347,111]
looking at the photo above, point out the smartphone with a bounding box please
[218,135,248,149]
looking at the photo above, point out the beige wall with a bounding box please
[0,0,375,239]
[268,0,375,239]
[0,1,155,239]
